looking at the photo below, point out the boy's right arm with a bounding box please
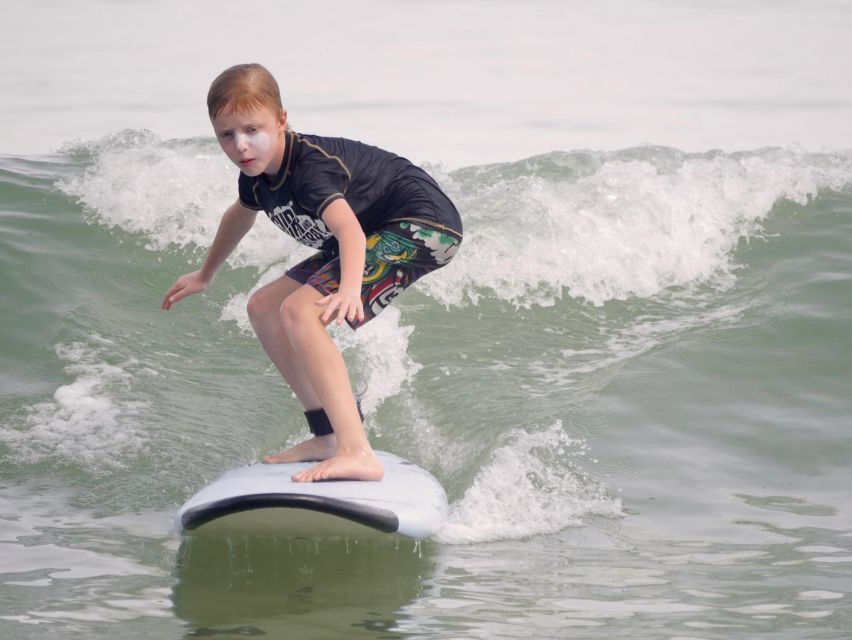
[161,200,258,310]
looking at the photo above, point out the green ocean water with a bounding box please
[1,137,851,638]
[4,0,852,634]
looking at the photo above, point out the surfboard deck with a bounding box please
[175,451,447,539]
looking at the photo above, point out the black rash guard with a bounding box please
[238,130,462,252]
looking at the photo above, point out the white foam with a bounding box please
[60,131,305,271]
[437,422,622,544]
[0,336,147,470]
[423,146,852,308]
[382,396,459,478]
[333,307,422,416]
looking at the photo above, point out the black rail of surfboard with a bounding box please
[180,493,400,533]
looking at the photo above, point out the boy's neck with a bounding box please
[264,136,287,176]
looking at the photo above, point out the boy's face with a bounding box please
[212,106,287,177]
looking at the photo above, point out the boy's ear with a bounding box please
[280,109,288,132]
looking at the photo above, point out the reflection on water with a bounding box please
[397,516,852,638]
[173,535,436,638]
[0,490,849,638]
[735,494,838,517]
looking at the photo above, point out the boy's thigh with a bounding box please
[361,221,461,318]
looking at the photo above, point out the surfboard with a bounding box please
[175,451,447,539]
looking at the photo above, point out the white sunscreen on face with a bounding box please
[234,130,270,155]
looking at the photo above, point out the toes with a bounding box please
[308,463,330,483]
[292,465,321,483]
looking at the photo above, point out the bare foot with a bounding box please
[262,434,337,464]
[291,448,384,482]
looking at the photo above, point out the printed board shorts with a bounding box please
[286,218,463,329]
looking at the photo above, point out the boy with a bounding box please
[162,63,462,482]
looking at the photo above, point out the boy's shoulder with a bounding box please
[292,132,401,166]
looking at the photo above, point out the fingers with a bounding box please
[161,282,182,309]
[318,294,347,325]
[337,299,364,325]
[168,287,193,306]
[344,300,364,324]
[162,277,205,310]
[315,292,364,326]
[316,294,333,323]
[161,285,182,310]
[319,296,337,324]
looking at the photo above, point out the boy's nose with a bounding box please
[234,132,249,152]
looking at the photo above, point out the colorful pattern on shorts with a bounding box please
[285,219,462,329]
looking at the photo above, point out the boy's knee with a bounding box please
[279,292,317,330]
[246,288,272,321]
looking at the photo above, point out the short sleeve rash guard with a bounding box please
[237,131,460,251]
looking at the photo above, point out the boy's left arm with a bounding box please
[319,199,367,325]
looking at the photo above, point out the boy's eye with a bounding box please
[247,127,257,134]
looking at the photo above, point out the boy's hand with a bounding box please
[316,288,365,326]
[162,271,209,310]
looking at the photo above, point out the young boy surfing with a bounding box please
[162,63,462,482]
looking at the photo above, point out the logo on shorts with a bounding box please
[368,269,406,316]
[267,201,332,249]
[362,231,418,284]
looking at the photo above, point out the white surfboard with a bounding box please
[175,451,447,539]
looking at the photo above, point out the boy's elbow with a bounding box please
[228,199,260,218]
[226,202,257,227]
[328,218,365,246]
[341,227,366,248]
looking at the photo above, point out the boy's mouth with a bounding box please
[240,158,255,166]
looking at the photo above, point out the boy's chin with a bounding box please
[237,163,264,177]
